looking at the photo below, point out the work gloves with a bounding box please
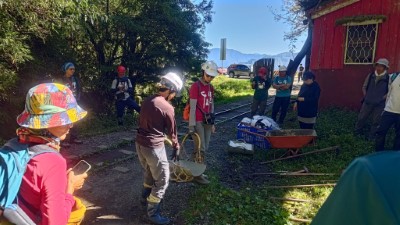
[171,147,180,161]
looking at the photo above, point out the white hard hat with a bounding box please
[279,65,287,72]
[161,72,183,93]
[201,61,218,77]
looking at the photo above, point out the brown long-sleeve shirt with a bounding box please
[136,94,179,149]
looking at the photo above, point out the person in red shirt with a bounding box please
[13,83,88,225]
[188,61,218,185]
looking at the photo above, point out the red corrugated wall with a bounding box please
[310,0,400,109]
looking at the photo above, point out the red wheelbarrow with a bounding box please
[265,129,317,157]
[237,127,317,158]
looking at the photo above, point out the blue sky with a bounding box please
[204,0,307,54]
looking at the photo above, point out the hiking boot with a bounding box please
[140,188,152,207]
[193,174,210,185]
[147,202,170,225]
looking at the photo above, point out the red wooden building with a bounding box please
[308,0,400,109]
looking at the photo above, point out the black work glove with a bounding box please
[171,147,180,161]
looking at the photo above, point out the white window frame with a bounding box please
[343,20,380,65]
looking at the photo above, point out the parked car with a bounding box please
[218,67,227,75]
[227,64,253,78]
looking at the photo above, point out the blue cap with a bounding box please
[62,62,75,72]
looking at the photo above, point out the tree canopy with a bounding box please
[0,0,213,138]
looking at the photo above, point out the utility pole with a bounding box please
[220,38,226,72]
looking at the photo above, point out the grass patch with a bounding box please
[184,105,392,224]
[185,173,289,225]
[212,76,253,104]
[77,113,138,137]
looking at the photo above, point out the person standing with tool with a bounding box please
[135,72,182,225]
[271,65,292,125]
[250,67,271,117]
[188,61,218,185]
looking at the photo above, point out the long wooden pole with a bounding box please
[266,183,336,189]
[270,197,312,203]
[254,172,335,176]
[289,217,312,223]
[260,146,339,164]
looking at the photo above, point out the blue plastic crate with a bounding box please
[236,123,271,149]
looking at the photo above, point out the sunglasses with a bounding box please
[68,68,75,71]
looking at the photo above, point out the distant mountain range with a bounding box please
[207,48,304,69]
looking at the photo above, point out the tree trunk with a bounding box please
[287,17,313,80]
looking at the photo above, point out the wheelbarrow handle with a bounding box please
[237,128,267,138]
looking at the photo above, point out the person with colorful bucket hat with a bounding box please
[135,73,182,225]
[7,83,88,224]
[111,65,141,126]
[61,62,83,146]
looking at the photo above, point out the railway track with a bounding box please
[64,98,275,172]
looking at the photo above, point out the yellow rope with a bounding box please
[165,132,204,183]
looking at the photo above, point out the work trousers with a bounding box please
[116,97,141,119]
[136,143,169,200]
[271,96,291,124]
[355,103,384,139]
[250,99,267,117]
[375,111,400,151]
[195,122,213,153]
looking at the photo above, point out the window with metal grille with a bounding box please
[344,24,378,64]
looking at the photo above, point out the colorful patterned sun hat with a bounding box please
[17,83,87,129]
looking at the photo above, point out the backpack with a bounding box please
[182,81,214,121]
[0,138,58,225]
[390,73,399,83]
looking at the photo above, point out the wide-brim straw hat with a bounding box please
[17,83,87,129]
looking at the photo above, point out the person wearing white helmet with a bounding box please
[271,65,292,124]
[188,61,218,185]
[135,72,182,225]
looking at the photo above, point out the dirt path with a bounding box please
[67,97,255,225]
[73,84,301,225]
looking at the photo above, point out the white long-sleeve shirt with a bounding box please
[384,73,400,114]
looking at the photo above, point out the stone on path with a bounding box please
[119,149,135,155]
[121,137,134,142]
[113,166,130,173]
[95,145,109,151]
[65,155,79,160]
[95,162,104,167]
